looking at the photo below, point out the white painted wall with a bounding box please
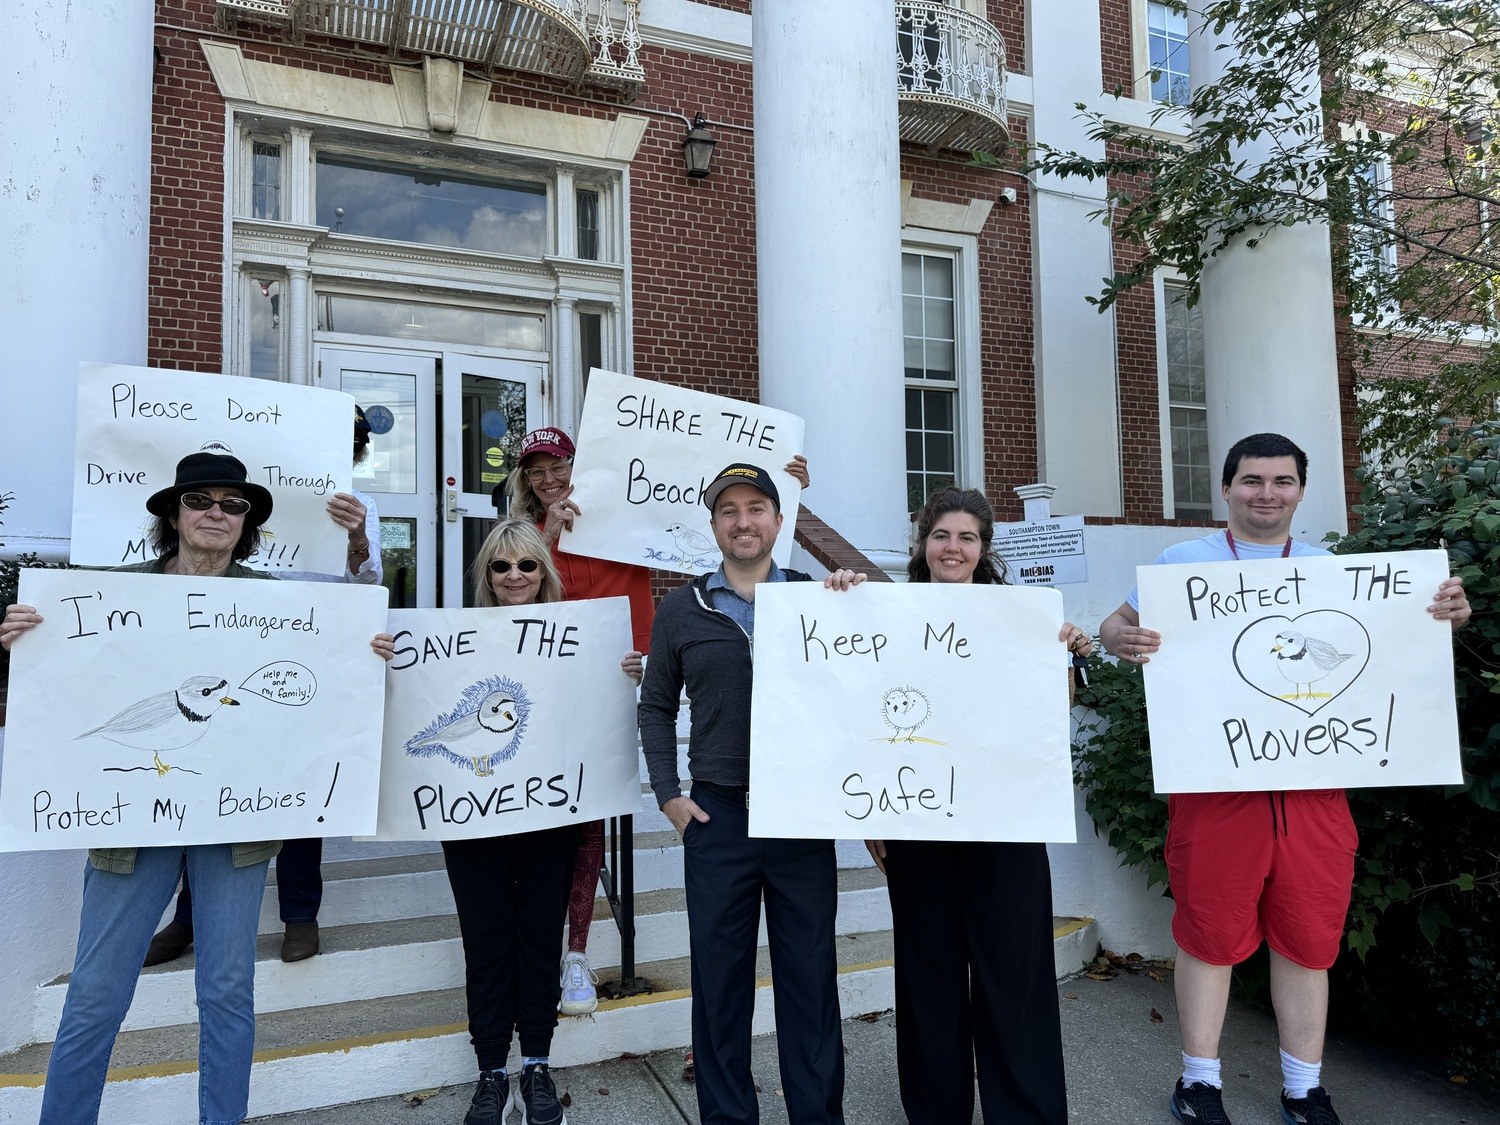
[1186,12,1348,543]
[752,0,910,561]
[0,1,154,559]
[1028,0,1124,518]
[0,729,86,1054]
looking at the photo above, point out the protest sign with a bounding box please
[1138,549,1462,793]
[0,569,389,851]
[560,369,805,574]
[71,362,353,574]
[748,583,1077,843]
[373,597,641,841]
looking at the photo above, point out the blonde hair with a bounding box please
[506,460,547,523]
[470,518,564,607]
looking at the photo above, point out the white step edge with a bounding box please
[2,965,897,1125]
[32,887,895,1039]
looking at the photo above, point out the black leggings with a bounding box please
[441,826,577,1069]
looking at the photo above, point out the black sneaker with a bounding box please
[464,1069,510,1125]
[1280,1086,1341,1124]
[519,1062,566,1125]
[1170,1078,1232,1124]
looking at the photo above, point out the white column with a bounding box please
[752,0,908,562]
[555,167,577,259]
[554,296,579,432]
[1030,0,1122,517]
[1187,14,1348,542]
[0,1,153,557]
[287,267,313,385]
[287,126,314,225]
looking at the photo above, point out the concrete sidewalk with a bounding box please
[249,970,1500,1124]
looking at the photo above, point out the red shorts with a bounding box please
[1165,790,1357,970]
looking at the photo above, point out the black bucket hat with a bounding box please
[145,453,274,527]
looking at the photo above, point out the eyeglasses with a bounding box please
[488,558,541,575]
[523,461,572,484]
[180,492,252,516]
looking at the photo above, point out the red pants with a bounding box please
[567,819,604,952]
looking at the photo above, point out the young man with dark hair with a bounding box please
[1100,433,1470,1125]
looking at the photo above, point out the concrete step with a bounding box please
[29,866,896,1039]
[0,918,1097,1124]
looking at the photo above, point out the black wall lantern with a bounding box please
[681,112,717,178]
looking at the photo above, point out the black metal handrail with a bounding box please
[599,812,646,997]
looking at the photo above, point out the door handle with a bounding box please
[445,489,459,522]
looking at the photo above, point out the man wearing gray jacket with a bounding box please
[638,462,861,1125]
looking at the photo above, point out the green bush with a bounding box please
[1072,422,1500,1082]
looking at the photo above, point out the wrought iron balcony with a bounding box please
[216,0,644,95]
[896,2,1009,155]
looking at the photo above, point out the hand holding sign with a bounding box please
[561,370,806,574]
[1138,550,1462,792]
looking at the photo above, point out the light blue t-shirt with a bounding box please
[1126,530,1330,610]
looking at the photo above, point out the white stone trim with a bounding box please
[900,181,995,235]
[200,41,649,166]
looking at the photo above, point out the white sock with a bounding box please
[1280,1048,1321,1100]
[1181,1052,1222,1089]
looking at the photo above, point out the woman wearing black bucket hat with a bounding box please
[1,450,385,1125]
[145,406,385,967]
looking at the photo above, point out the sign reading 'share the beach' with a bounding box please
[0,569,389,851]
[561,369,805,575]
[1138,549,1462,793]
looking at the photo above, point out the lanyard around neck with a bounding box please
[1225,529,1292,559]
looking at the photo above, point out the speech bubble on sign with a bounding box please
[241,662,318,707]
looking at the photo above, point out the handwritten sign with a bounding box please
[71,362,354,574]
[747,583,1077,842]
[0,569,389,851]
[1138,550,1462,792]
[561,369,806,574]
[373,597,641,840]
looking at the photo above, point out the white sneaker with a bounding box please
[559,951,599,1015]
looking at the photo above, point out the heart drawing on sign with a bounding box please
[1231,612,1371,717]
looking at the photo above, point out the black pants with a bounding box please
[884,840,1067,1125]
[174,836,323,927]
[442,826,577,1069]
[684,783,845,1125]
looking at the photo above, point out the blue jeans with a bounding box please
[39,845,270,1125]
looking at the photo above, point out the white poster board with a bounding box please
[748,583,1078,842]
[374,597,641,841]
[71,362,353,574]
[561,369,805,574]
[0,570,389,851]
[1139,550,1462,793]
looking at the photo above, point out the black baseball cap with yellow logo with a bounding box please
[703,463,781,513]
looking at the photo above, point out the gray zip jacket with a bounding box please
[638,568,811,807]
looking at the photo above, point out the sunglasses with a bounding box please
[523,461,572,484]
[488,558,541,575]
[180,492,252,516]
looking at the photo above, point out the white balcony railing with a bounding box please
[216,0,644,94]
[896,1,1009,154]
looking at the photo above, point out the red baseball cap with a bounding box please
[519,427,576,461]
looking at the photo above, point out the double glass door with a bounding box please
[318,347,544,607]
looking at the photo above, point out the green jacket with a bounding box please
[88,553,281,873]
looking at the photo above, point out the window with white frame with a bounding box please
[1351,155,1398,289]
[1145,1,1190,104]
[1161,280,1211,516]
[227,118,627,386]
[902,238,981,513]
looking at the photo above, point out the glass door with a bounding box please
[317,348,437,608]
[441,352,545,606]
